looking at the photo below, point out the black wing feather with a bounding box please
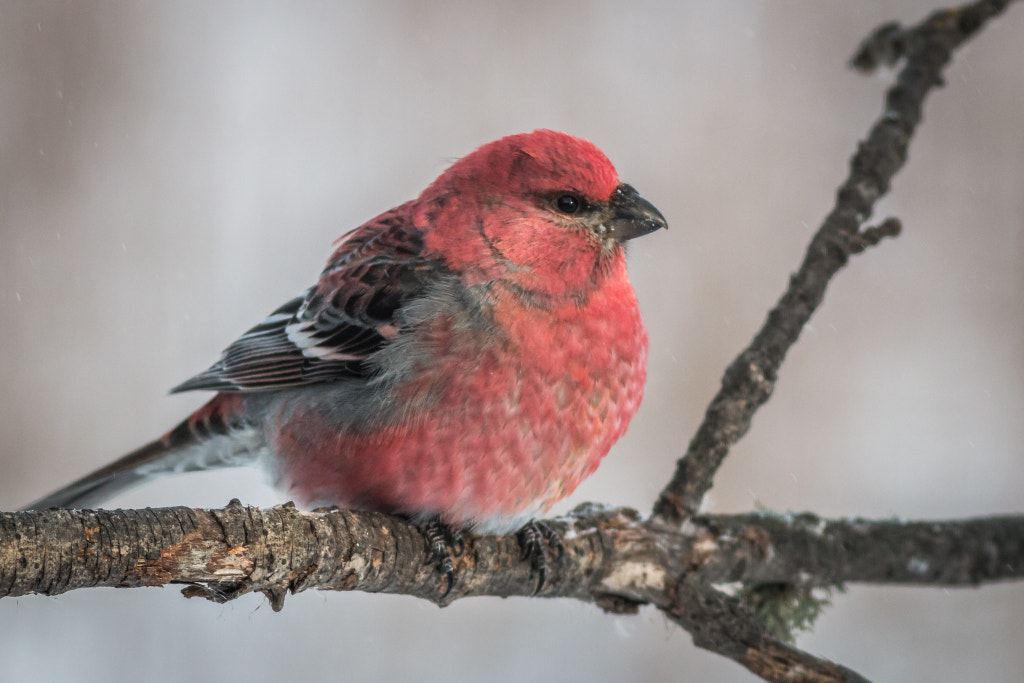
[172,207,440,394]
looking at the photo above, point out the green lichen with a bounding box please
[739,582,843,644]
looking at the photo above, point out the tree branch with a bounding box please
[8,503,1022,681]
[652,0,1015,526]
[4,504,1023,602]
[661,576,871,683]
[697,512,1024,588]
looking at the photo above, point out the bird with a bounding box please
[23,129,666,592]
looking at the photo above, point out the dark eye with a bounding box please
[555,194,581,214]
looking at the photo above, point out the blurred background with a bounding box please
[2,2,1023,681]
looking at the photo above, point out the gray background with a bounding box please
[2,2,1023,681]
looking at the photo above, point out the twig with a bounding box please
[662,576,871,683]
[652,0,1015,526]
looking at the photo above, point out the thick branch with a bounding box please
[652,0,1015,525]
[9,504,1022,682]
[4,504,1024,606]
[0,503,649,609]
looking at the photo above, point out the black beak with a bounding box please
[606,183,667,242]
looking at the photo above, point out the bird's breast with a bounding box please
[270,262,648,532]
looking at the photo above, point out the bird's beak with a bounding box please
[606,183,668,242]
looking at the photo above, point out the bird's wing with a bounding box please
[172,203,441,393]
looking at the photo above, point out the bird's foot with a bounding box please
[419,517,465,599]
[517,520,564,594]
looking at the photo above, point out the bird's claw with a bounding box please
[420,517,465,599]
[517,520,564,594]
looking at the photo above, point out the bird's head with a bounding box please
[418,130,666,296]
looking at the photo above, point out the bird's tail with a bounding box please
[21,394,262,511]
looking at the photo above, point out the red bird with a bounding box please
[25,130,665,590]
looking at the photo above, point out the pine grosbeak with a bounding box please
[25,130,666,588]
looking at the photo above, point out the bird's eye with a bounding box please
[555,194,581,214]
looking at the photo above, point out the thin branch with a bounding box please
[652,0,1016,526]
[661,576,871,683]
[694,512,1024,587]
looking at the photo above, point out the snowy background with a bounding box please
[2,2,1023,681]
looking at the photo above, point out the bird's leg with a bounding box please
[517,520,564,594]
[418,516,465,598]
